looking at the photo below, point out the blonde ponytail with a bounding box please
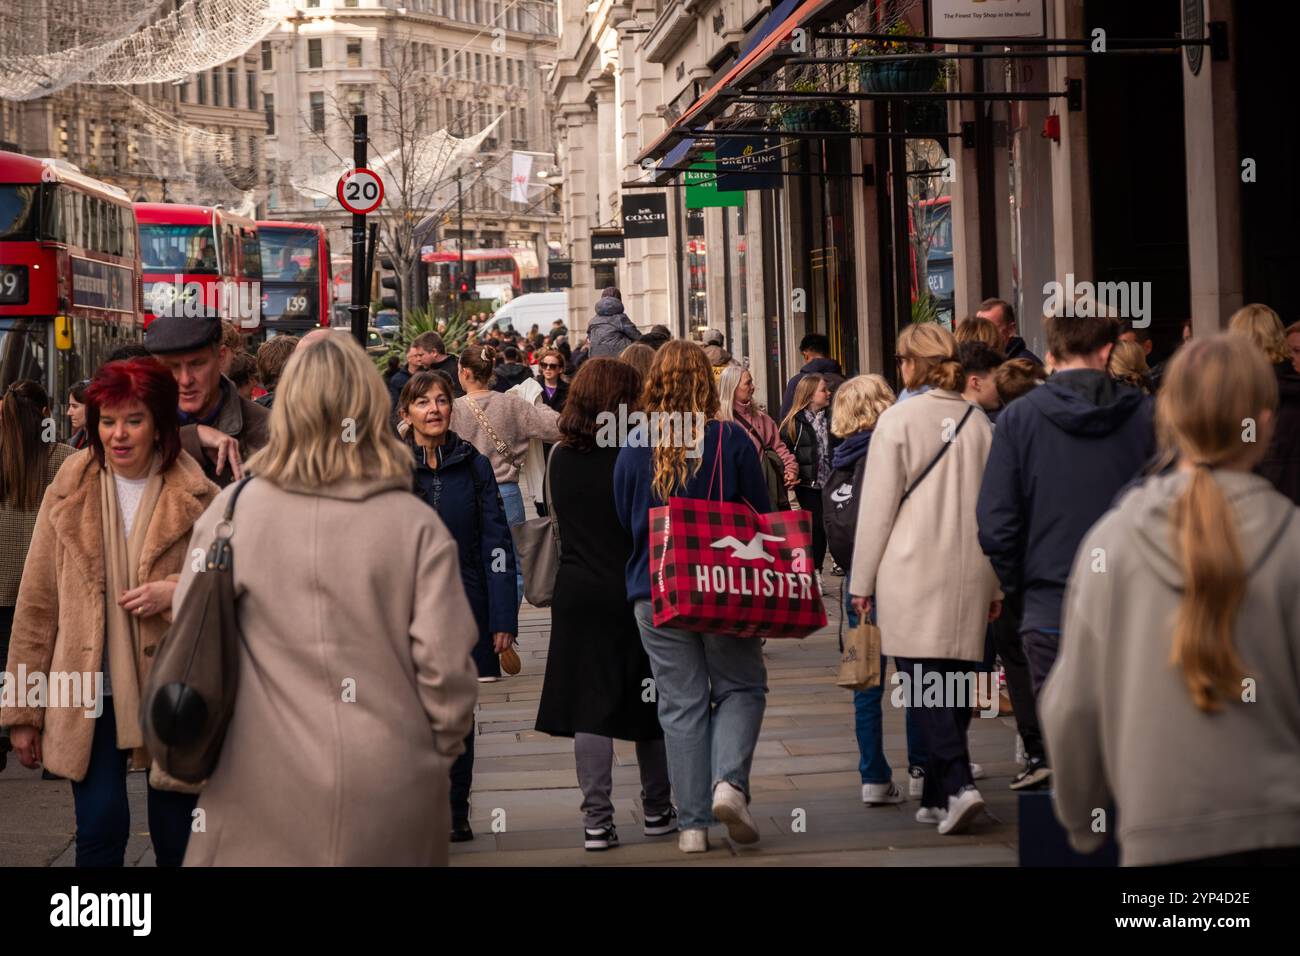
[1157,334,1278,712]
[1169,466,1247,712]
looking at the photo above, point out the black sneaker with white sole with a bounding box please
[643,807,679,836]
[584,824,619,851]
[1009,758,1052,791]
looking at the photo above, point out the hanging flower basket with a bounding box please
[771,99,854,132]
[858,57,941,94]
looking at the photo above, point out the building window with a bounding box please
[347,39,362,68]
[308,38,323,69]
[344,0,358,6]
[264,93,275,134]
[196,72,207,105]
[474,53,482,82]
[179,79,190,104]
[246,73,257,111]
[261,41,272,71]
[310,91,325,132]
[346,89,365,116]
[305,0,319,7]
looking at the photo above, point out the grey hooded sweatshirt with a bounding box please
[1042,469,1300,866]
[587,296,641,357]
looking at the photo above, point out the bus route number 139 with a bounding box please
[337,168,384,215]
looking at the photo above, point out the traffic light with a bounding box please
[379,257,401,312]
[459,261,476,301]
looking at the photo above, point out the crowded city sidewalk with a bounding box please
[2,586,1021,868]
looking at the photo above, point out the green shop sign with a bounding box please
[685,153,744,209]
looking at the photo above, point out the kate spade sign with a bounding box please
[622,193,669,239]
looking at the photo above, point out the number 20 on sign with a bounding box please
[337,168,384,215]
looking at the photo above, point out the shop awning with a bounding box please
[642,0,860,170]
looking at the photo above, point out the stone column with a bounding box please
[1182,0,1242,333]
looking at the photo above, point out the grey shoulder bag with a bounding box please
[510,443,561,607]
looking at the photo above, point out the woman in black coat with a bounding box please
[534,358,674,851]
[399,370,518,844]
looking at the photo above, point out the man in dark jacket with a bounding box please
[977,297,1043,366]
[588,286,641,357]
[779,333,846,421]
[490,346,533,392]
[388,340,430,411]
[145,315,271,488]
[977,313,1154,700]
[416,331,462,397]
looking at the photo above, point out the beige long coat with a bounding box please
[848,389,1001,661]
[1,449,217,781]
[178,473,479,867]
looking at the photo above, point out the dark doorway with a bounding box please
[1085,0,1191,361]
[1237,5,1300,324]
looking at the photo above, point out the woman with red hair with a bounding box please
[2,358,218,867]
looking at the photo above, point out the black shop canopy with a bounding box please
[633,0,1224,185]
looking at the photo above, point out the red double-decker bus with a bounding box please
[136,202,261,331]
[256,220,332,336]
[0,153,142,418]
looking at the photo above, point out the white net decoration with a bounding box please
[0,0,292,101]
[290,113,506,210]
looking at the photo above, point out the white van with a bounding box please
[476,291,569,339]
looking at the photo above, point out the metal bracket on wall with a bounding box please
[961,121,976,149]
[1066,78,1083,112]
[1209,21,1229,61]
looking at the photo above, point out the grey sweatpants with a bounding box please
[574,733,672,830]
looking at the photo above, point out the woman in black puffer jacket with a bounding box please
[779,373,839,573]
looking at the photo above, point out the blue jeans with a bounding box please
[633,600,768,831]
[71,696,198,867]
[845,588,927,784]
[497,480,525,606]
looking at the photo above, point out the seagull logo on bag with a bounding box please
[696,531,815,599]
[710,532,785,561]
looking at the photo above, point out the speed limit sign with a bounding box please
[337,167,384,215]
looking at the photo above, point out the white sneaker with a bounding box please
[678,828,709,853]
[908,766,925,798]
[915,806,945,825]
[938,786,985,835]
[712,781,760,845]
[862,781,906,806]
[970,762,986,780]
[477,676,500,683]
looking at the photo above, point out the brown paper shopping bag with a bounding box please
[836,621,882,691]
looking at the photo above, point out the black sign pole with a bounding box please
[349,114,369,347]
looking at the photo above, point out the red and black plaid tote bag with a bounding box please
[649,428,827,639]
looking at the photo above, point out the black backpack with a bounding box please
[822,454,867,571]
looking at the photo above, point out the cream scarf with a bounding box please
[98,458,163,751]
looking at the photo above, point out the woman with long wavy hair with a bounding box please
[613,341,771,854]
[1042,334,1300,866]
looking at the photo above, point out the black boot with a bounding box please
[450,819,474,843]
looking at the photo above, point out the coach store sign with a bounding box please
[621,194,669,239]
[591,232,625,259]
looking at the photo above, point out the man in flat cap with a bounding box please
[145,315,269,487]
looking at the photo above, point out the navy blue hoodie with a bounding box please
[410,431,518,674]
[614,420,771,603]
[976,369,1154,634]
[779,357,846,422]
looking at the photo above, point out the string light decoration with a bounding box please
[0,0,292,101]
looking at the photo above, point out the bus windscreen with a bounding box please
[260,228,320,282]
[0,185,39,241]
[140,223,220,274]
